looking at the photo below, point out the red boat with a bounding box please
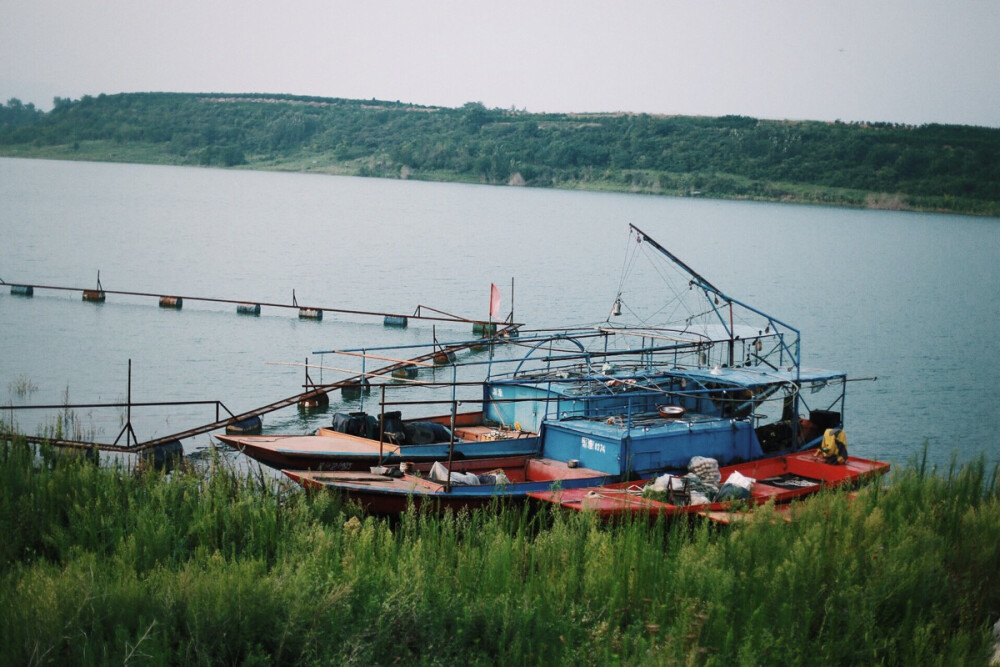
[527,451,890,521]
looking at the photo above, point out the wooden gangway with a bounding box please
[2,324,521,454]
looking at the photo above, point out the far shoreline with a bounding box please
[3,150,996,219]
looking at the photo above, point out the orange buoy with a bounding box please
[159,296,182,309]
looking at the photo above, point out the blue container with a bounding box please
[384,315,408,328]
[10,285,33,297]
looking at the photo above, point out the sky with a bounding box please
[2,1,999,127]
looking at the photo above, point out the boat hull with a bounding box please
[217,429,540,472]
[284,456,613,515]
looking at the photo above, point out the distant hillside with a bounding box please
[2,92,998,216]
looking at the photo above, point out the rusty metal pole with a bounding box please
[378,384,386,466]
[127,359,132,447]
[445,399,457,493]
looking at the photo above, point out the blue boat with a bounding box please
[482,364,846,479]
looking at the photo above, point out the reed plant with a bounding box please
[1,436,997,666]
[7,374,38,398]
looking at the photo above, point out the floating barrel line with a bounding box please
[413,304,508,336]
[0,278,522,328]
[159,322,521,447]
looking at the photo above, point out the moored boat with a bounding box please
[240,223,877,517]
[283,454,612,515]
[217,419,539,471]
[528,450,890,521]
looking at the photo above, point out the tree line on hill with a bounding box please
[1,92,998,215]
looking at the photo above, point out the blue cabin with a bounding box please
[482,364,846,478]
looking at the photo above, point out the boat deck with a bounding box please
[289,455,607,492]
[528,452,890,517]
[219,433,402,456]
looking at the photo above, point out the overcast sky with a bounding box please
[2,1,998,127]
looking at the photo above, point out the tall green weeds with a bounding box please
[1,436,997,665]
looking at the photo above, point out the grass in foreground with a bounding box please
[0,439,998,666]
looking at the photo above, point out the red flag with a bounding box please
[489,283,501,318]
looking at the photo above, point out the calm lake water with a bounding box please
[1,157,998,471]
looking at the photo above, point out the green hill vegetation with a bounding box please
[1,437,998,664]
[2,92,998,216]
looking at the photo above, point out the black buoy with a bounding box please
[236,303,261,316]
[391,365,419,380]
[226,415,263,434]
[298,389,330,410]
[139,440,184,472]
[341,378,371,400]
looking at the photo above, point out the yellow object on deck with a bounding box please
[816,428,848,464]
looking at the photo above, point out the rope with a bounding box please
[583,484,647,500]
